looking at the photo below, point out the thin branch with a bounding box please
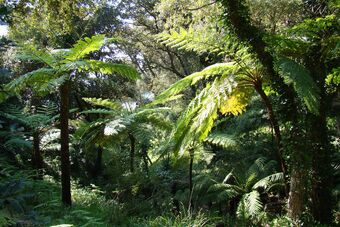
[187,1,217,11]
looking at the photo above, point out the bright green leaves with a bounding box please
[4,34,139,101]
[153,61,256,156]
[326,67,340,86]
[77,60,139,80]
[17,45,57,67]
[278,57,320,114]
[5,68,57,95]
[156,27,226,55]
[153,62,238,106]
[83,98,120,110]
[64,34,106,61]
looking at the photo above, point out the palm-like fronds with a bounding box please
[278,57,320,114]
[205,132,238,150]
[64,34,106,61]
[4,34,139,100]
[237,191,263,220]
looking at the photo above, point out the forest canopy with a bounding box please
[0,0,339,226]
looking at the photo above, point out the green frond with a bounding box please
[219,86,253,115]
[156,27,226,55]
[5,68,56,94]
[237,191,263,219]
[208,183,243,198]
[153,62,237,106]
[80,109,118,115]
[17,45,56,67]
[0,106,52,129]
[222,171,235,184]
[37,75,68,94]
[83,97,120,110]
[41,129,60,151]
[75,60,139,80]
[4,137,32,150]
[278,57,320,114]
[252,172,284,191]
[205,133,238,150]
[103,118,130,136]
[326,67,340,86]
[64,34,106,61]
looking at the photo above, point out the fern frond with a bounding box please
[278,57,320,114]
[64,34,106,61]
[237,191,263,219]
[5,68,56,94]
[220,86,253,115]
[104,118,129,136]
[252,172,284,190]
[153,62,238,106]
[156,27,226,55]
[17,45,56,67]
[75,60,139,80]
[205,133,238,150]
[83,97,120,110]
[80,109,118,115]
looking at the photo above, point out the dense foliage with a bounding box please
[0,0,339,226]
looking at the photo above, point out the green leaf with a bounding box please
[278,57,320,114]
[65,34,106,61]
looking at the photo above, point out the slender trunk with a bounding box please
[254,83,288,195]
[129,133,135,173]
[32,131,43,171]
[189,150,194,208]
[141,146,149,175]
[60,81,71,206]
[93,147,103,177]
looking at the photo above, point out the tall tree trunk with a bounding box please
[93,147,103,177]
[129,133,135,173]
[60,81,71,206]
[308,113,332,224]
[32,131,43,172]
[254,82,288,195]
[307,50,333,224]
[218,0,305,221]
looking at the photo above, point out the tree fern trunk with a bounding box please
[60,81,72,206]
[306,48,333,224]
[93,147,103,177]
[129,133,135,173]
[141,145,149,175]
[288,165,307,225]
[189,150,194,209]
[254,83,288,195]
[32,131,43,172]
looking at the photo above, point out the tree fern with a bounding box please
[278,57,320,114]
[64,34,106,61]
[237,191,263,220]
[205,132,238,150]
[156,27,227,55]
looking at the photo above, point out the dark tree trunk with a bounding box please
[32,131,43,172]
[254,82,288,195]
[141,146,149,175]
[308,113,333,224]
[306,50,333,224]
[189,150,194,208]
[93,147,103,177]
[60,81,72,206]
[129,133,135,173]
